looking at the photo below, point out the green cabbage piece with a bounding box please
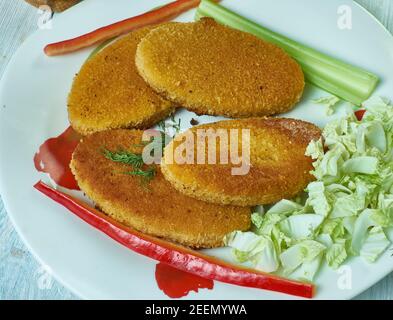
[224,231,279,272]
[326,241,347,269]
[280,240,325,278]
[360,226,390,262]
[312,95,341,116]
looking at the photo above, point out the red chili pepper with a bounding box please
[44,0,202,56]
[355,109,366,121]
[34,180,315,298]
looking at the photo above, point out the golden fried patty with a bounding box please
[161,118,321,207]
[68,26,175,135]
[70,129,251,248]
[136,18,305,118]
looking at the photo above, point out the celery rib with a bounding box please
[196,0,379,105]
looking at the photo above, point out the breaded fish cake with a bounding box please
[136,18,304,118]
[70,129,251,248]
[161,118,321,207]
[68,26,175,135]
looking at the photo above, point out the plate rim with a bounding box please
[1,0,393,300]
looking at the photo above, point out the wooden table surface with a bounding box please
[1,0,393,300]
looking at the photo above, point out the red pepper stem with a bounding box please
[34,180,315,298]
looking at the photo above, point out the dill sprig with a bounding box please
[102,148,156,185]
[101,115,182,185]
[170,114,181,133]
[158,120,166,132]
[103,149,144,168]
[132,139,152,148]
[124,166,156,183]
[158,115,182,136]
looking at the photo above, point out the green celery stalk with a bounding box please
[196,0,379,105]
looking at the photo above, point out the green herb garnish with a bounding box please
[158,114,182,136]
[103,149,144,168]
[158,120,166,132]
[102,113,182,185]
[103,148,156,185]
[170,114,181,133]
[125,166,156,183]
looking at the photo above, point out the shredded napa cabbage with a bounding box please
[225,97,393,281]
[312,95,341,115]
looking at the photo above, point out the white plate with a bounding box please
[1,0,393,300]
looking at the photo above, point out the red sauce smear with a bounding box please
[34,126,81,190]
[155,262,214,298]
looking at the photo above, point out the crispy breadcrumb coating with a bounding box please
[68,26,175,135]
[161,118,321,206]
[70,129,251,248]
[136,18,304,118]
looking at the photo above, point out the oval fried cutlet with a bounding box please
[68,26,175,135]
[161,118,321,207]
[70,129,251,248]
[136,18,305,118]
